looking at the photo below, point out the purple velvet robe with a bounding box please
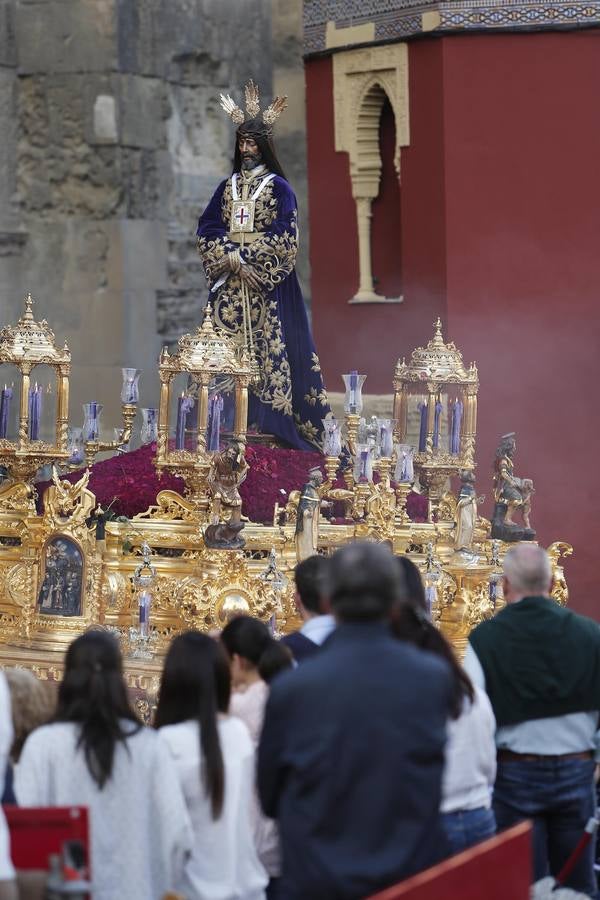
[196,170,329,450]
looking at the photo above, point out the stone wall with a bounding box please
[0,0,307,427]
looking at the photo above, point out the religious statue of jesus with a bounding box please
[196,81,329,450]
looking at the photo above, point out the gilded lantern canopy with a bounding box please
[155,304,256,511]
[0,294,70,482]
[392,319,478,515]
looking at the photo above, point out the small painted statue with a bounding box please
[205,442,249,549]
[454,470,484,551]
[491,432,535,541]
[295,467,325,562]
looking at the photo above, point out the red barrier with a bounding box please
[5,806,89,871]
[368,822,532,900]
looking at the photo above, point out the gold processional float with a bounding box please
[0,296,572,716]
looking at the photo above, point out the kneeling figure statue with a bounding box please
[491,432,535,542]
[205,442,249,550]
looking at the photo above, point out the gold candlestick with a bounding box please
[345,412,361,458]
[376,456,393,487]
[395,481,412,525]
[324,454,339,486]
[84,402,137,467]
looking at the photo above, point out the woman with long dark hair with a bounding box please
[392,556,497,855]
[156,631,267,900]
[220,617,292,898]
[15,630,191,900]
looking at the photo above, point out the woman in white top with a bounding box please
[392,556,497,856]
[15,631,192,900]
[0,673,16,900]
[156,630,267,900]
[220,617,293,899]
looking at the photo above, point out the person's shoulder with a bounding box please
[271,175,296,200]
[568,607,600,633]
[406,643,451,681]
[220,715,253,752]
[470,685,495,720]
[468,614,497,646]
[267,658,314,703]
[21,722,75,756]
[158,720,195,743]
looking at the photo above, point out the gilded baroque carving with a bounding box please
[5,563,31,607]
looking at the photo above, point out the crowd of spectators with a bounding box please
[0,539,597,899]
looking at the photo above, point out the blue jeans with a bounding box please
[441,806,496,855]
[493,757,598,898]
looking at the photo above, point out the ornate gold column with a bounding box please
[234,378,250,441]
[462,383,478,468]
[18,366,31,449]
[157,368,170,461]
[392,383,408,444]
[57,372,70,451]
[426,385,437,453]
[197,380,209,452]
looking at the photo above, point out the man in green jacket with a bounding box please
[464,543,600,897]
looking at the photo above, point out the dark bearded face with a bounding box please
[238,136,262,170]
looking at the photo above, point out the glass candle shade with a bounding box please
[140,408,158,445]
[82,402,103,442]
[394,443,414,484]
[322,415,342,457]
[66,427,84,466]
[377,419,394,457]
[353,443,374,483]
[121,368,141,404]
[342,372,367,415]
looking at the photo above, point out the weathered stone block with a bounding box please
[119,74,167,149]
[120,147,171,220]
[0,0,16,67]
[17,75,123,218]
[0,68,19,230]
[16,0,117,74]
[2,0,310,411]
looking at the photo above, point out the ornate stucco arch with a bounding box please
[333,44,410,303]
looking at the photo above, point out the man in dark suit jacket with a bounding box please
[258,542,452,900]
[281,554,334,663]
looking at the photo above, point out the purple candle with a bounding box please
[0,386,12,439]
[432,400,443,449]
[138,590,151,638]
[28,383,42,441]
[359,448,369,483]
[175,394,194,450]
[449,398,463,454]
[349,370,358,414]
[207,393,223,452]
[418,400,428,452]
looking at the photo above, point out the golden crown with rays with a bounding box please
[219,80,288,131]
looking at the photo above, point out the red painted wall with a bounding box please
[442,31,600,618]
[305,46,447,394]
[305,31,600,617]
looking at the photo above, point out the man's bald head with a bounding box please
[503,544,552,600]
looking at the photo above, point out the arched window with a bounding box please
[332,45,409,304]
[371,96,402,301]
